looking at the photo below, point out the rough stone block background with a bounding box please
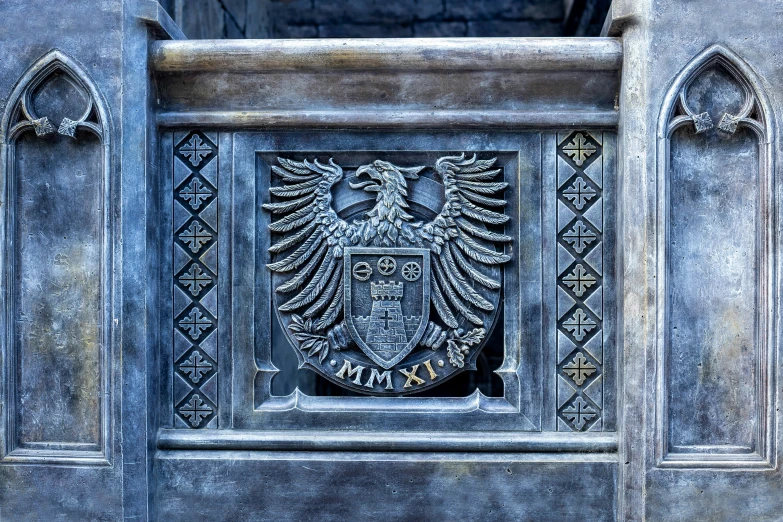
[162,0,609,39]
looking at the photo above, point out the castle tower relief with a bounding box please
[365,281,408,360]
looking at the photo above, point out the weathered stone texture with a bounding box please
[4,0,781,519]
[312,0,444,24]
[445,0,562,20]
[221,0,247,23]
[467,19,562,37]
[317,22,414,38]
[175,0,566,39]
[179,0,225,38]
[245,0,272,37]
[413,20,468,37]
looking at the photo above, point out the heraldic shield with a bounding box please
[344,247,431,369]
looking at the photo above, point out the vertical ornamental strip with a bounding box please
[172,131,218,429]
[555,132,604,431]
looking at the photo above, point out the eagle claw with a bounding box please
[421,321,447,350]
[327,322,350,351]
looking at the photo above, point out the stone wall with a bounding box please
[167,0,604,39]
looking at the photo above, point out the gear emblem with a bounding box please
[401,261,421,281]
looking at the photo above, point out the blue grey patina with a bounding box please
[0,1,781,520]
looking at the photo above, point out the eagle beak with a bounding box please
[350,164,381,191]
[355,164,379,180]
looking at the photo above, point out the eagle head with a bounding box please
[350,160,424,195]
[349,160,426,244]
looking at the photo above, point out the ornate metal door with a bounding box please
[154,53,620,517]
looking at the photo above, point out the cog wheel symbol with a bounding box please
[352,262,372,281]
[377,256,396,276]
[401,261,421,281]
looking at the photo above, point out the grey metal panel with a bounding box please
[0,0,127,518]
[12,132,105,449]
[644,468,783,522]
[667,126,760,451]
[1,50,112,466]
[159,131,176,431]
[600,133,618,432]
[217,131,233,430]
[0,3,778,518]
[0,1,182,519]
[541,132,560,432]
[0,4,635,520]
[0,465,121,520]
[153,130,619,513]
[156,452,618,522]
[123,5,181,519]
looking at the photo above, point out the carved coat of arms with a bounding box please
[264,154,511,394]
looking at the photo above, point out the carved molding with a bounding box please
[2,52,106,143]
[1,50,111,465]
[157,110,619,130]
[151,40,621,132]
[157,429,619,453]
[662,50,768,141]
[151,38,624,73]
[655,45,775,469]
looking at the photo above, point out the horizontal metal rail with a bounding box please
[157,109,618,128]
[151,38,623,73]
[158,429,618,453]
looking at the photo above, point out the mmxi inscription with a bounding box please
[265,154,511,395]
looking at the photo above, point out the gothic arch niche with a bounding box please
[1,50,111,464]
[655,45,775,468]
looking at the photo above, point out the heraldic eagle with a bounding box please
[263,154,512,356]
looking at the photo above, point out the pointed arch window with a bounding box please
[656,45,775,468]
[1,50,111,464]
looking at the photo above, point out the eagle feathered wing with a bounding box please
[417,154,512,329]
[264,158,356,332]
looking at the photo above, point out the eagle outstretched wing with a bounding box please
[417,154,512,329]
[263,157,356,332]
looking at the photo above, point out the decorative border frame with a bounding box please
[655,45,776,469]
[542,131,616,433]
[246,137,531,433]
